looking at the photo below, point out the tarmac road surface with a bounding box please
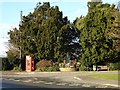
[1,71,119,90]
[2,79,119,90]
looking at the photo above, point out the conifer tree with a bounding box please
[75,2,119,70]
[8,2,80,64]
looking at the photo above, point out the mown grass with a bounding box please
[88,74,120,81]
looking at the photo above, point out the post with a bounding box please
[66,52,70,64]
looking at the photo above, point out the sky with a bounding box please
[0,0,119,57]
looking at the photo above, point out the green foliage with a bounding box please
[8,28,21,48]
[44,63,60,72]
[6,49,19,67]
[75,2,120,69]
[108,62,120,70]
[1,57,13,71]
[79,64,93,71]
[1,54,20,71]
[36,59,59,72]
[108,11,120,52]
[59,23,80,61]
[36,59,53,71]
[59,63,65,68]
[8,2,80,65]
[7,2,120,71]
[12,66,22,71]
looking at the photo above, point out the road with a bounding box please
[2,79,39,89]
[2,79,119,90]
[2,79,91,90]
[2,77,85,88]
[1,71,119,90]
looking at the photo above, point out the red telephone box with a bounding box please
[26,55,34,72]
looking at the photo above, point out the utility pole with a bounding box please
[20,11,22,59]
[19,11,22,70]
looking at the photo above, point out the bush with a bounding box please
[43,62,59,72]
[52,62,60,71]
[108,62,120,70]
[36,60,60,72]
[59,63,65,68]
[79,64,93,71]
[12,66,22,71]
[36,59,53,71]
[1,57,13,71]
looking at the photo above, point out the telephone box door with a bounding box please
[26,55,32,72]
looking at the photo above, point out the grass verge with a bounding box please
[88,74,120,81]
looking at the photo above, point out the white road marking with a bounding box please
[23,79,32,83]
[69,83,80,86]
[96,85,108,88]
[82,84,91,87]
[103,84,119,87]
[44,82,54,85]
[56,83,67,86]
[33,80,45,83]
[73,77,82,80]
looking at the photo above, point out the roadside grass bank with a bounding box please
[88,73,120,81]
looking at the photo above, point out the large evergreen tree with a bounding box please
[75,2,119,70]
[107,9,120,62]
[17,2,69,61]
[59,23,80,62]
[8,2,79,65]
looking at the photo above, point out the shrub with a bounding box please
[12,66,22,71]
[36,59,53,71]
[36,60,60,72]
[1,57,13,71]
[79,64,93,71]
[52,62,60,71]
[59,63,65,68]
[108,62,120,70]
[44,67,57,72]
[43,62,59,72]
